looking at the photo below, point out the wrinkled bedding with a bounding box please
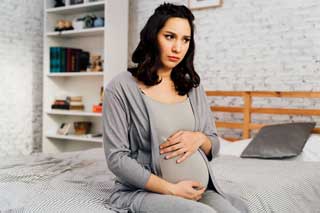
[0,148,319,213]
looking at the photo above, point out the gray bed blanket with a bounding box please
[0,149,319,213]
[213,156,320,213]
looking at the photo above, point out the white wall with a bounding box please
[0,0,43,156]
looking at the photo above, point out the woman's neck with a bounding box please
[157,68,172,81]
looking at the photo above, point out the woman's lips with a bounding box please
[168,56,180,62]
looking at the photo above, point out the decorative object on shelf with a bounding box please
[92,105,102,113]
[72,18,85,30]
[54,0,65,7]
[80,15,97,28]
[100,86,104,104]
[188,0,223,10]
[57,123,71,135]
[93,17,104,27]
[74,121,92,135]
[54,20,73,32]
[90,54,103,72]
[70,0,84,5]
[92,87,103,113]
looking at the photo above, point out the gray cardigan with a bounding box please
[103,71,247,212]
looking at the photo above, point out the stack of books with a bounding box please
[67,96,84,110]
[50,47,90,73]
[51,96,84,110]
[51,97,69,110]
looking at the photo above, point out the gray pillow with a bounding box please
[240,122,316,159]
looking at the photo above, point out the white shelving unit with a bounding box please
[47,109,102,117]
[43,0,128,153]
[46,133,103,143]
[46,27,104,37]
[47,72,104,77]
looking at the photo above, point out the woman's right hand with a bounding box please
[168,180,206,201]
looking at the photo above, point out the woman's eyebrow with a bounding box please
[163,30,191,38]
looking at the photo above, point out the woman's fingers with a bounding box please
[191,186,205,200]
[194,193,203,201]
[160,136,180,149]
[160,142,182,154]
[164,148,186,159]
[167,130,184,141]
[176,151,191,163]
[191,181,203,189]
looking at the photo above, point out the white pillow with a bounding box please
[218,137,250,157]
[218,135,320,161]
[292,134,320,162]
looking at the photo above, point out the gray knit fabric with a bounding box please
[142,94,209,188]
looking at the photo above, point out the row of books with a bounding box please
[50,47,90,73]
[51,96,84,110]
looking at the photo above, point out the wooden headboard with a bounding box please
[206,91,320,141]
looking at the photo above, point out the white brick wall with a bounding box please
[0,0,43,156]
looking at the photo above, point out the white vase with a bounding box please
[73,20,85,30]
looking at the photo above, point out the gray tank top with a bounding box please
[142,93,209,188]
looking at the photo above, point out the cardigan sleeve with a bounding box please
[198,85,220,161]
[102,88,151,189]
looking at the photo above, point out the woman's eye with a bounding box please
[165,34,174,40]
[184,38,190,43]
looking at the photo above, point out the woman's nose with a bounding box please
[172,41,182,53]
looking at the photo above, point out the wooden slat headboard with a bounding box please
[206,91,320,141]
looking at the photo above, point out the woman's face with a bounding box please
[157,17,191,71]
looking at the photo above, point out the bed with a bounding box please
[1,91,320,213]
[208,91,320,213]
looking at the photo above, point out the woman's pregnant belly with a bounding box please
[159,150,209,188]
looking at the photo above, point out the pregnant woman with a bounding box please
[103,3,246,213]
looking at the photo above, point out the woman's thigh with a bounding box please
[136,193,217,213]
[199,190,240,213]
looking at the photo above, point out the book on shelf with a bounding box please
[69,105,85,110]
[69,101,84,106]
[50,47,90,73]
[51,104,70,110]
[66,96,82,102]
[51,96,85,110]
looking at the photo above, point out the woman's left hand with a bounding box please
[159,131,206,163]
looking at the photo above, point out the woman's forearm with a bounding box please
[144,174,175,195]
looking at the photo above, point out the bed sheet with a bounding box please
[1,148,320,213]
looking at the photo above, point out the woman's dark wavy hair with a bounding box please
[128,3,200,95]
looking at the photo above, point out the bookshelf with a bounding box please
[43,0,128,153]
[46,27,104,37]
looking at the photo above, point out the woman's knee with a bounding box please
[195,202,217,213]
[169,199,217,213]
[138,193,217,213]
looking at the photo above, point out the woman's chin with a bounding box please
[163,62,179,69]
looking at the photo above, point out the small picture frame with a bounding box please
[188,0,223,10]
